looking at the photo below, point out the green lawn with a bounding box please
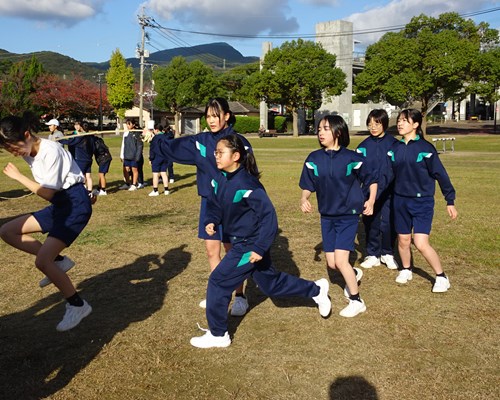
[0,133,498,399]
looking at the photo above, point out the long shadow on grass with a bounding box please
[0,244,190,400]
[228,229,318,335]
[329,375,378,399]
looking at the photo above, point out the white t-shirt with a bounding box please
[23,138,84,190]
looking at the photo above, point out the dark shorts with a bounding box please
[393,194,434,235]
[76,160,92,174]
[151,160,169,173]
[124,159,138,168]
[98,159,111,174]
[32,183,92,246]
[320,214,359,252]
[198,197,226,241]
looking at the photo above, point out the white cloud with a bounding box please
[0,0,104,25]
[345,0,497,48]
[145,0,299,36]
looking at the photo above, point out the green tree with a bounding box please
[106,49,135,127]
[470,47,500,121]
[247,39,346,137]
[354,12,499,131]
[154,56,224,135]
[0,56,44,117]
[219,62,260,104]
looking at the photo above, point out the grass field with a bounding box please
[0,133,499,400]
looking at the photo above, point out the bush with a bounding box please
[233,116,260,134]
[273,116,287,132]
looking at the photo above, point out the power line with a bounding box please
[147,7,500,40]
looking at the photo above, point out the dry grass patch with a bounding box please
[0,135,498,399]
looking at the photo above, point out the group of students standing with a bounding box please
[0,99,457,349]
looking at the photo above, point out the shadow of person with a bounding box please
[0,245,190,400]
[329,375,378,400]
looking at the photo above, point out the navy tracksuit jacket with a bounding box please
[204,167,320,336]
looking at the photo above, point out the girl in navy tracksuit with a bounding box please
[388,109,457,292]
[60,121,94,193]
[147,124,170,196]
[156,98,251,315]
[189,134,331,348]
[357,109,399,270]
[300,115,378,318]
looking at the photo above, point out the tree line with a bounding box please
[1,12,498,135]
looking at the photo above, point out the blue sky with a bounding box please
[0,0,498,63]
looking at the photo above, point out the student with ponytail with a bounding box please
[190,134,331,348]
[156,98,252,316]
[0,113,93,331]
[389,109,457,292]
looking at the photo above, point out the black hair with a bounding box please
[318,115,350,148]
[155,124,164,131]
[366,109,389,131]
[397,109,423,137]
[0,112,38,148]
[217,134,260,178]
[205,98,236,128]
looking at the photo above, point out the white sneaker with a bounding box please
[169,179,174,184]
[360,255,381,269]
[118,183,130,190]
[339,299,366,318]
[56,300,92,331]
[137,183,145,189]
[432,276,451,293]
[39,256,76,288]
[312,278,331,317]
[396,268,413,284]
[381,254,399,270]
[199,299,207,309]
[190,328,231,348]
[98,189,107,196]
[230,296,249,316]
[344,267,364,298]
[128,184,138,191]
[148,190,159,197]
[164,190,170,196]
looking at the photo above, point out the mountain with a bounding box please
[0,43,259,78]
[87,42,259,71]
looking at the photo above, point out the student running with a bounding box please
[190,134,331,348]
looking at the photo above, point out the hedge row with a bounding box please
[201,115,289,134]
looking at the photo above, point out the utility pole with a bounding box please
[97,73,104,132]
[137,8,151,128]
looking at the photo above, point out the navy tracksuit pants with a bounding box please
[362,192,396,257]
[206,242,320,336]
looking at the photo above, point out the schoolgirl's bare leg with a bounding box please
[85,172,93,192]
[152,172,159,188]
[0,215,78,297]
[413,233,444,275]
[398,234,413,268]
[36,237,78,297]
[325,251,358,293]
[0,214,44,255]
[160,171,169,190]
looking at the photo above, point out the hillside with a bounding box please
[0,42,259,78]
